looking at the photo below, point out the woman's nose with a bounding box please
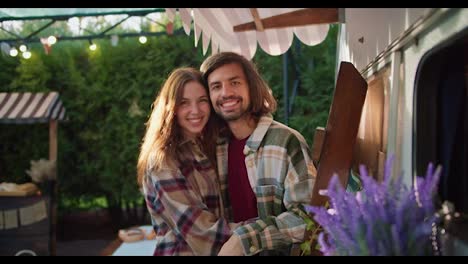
[189,103,200,113]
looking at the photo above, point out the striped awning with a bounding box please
[0,92,66,124]
[165,8,337,60]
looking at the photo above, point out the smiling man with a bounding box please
[200,52,317,256]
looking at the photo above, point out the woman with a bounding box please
[137,67,235,255]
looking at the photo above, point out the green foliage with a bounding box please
[300,202,329,256]
[254,25,338,146]
[0,23,337,214]
[0,54,19,89]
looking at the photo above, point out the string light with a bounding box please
[88,39,97,51]
[19,44,27,52]
[9,47,18,57]
[22,51,31,59]
[138,36,147,44]
[47,36,57,45]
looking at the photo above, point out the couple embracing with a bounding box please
[137,52,316,256]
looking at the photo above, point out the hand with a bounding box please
[218,234,243,256]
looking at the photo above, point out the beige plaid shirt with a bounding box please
[216,114,317,255]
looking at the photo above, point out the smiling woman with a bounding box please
[136,67,235,256]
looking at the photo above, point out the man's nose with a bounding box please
[220,83,234,97]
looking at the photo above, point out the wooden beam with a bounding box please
[249,8,265,31]
[310,62,368,206]
[234,8,339,32]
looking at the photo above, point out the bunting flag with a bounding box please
[40,37,51,55]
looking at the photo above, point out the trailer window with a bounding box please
[414,32,468,213]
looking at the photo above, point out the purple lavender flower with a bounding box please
[306,157,442,256]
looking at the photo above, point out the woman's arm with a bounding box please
[143,169,233,255]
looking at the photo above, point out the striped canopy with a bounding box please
[0,92,66,124]
[165,8,335,60]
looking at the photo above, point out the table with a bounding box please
[101,226,156,256]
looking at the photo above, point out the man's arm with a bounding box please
[232,134,316,255]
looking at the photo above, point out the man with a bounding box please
[200,52,317,256]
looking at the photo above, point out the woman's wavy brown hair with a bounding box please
[137,67,221,186]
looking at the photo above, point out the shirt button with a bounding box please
[249,246,257,253]
[243,146,250,155]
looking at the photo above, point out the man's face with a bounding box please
[206,63,250,122]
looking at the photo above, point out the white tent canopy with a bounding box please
[165,8,341,59]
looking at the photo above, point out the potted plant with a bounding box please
[303,157,442,256]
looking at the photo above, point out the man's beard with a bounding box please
[216,108,248,121]
[215,96,249,121]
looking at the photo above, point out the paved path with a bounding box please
[57,240,112,256]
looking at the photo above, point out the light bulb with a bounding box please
[48,36,57,45]
[22,51,31,59]
[138,36,147,44]
[9,47,18,57]
[19,44,27,52]
[89,43,97,51]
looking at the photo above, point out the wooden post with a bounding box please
[311,62,368,206]
[311,127,325,166]
[49,120,57,163]
[48,120,57,256]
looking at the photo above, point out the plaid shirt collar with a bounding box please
[216,114,274,151]
[245,114,273,153]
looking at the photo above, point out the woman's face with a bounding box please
[176,81,211,139]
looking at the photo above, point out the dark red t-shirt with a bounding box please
[228,136,258,222]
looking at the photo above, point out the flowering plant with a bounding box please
[305,157,442,256]
[25,158,56,183]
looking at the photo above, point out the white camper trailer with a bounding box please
[338,8,467,212]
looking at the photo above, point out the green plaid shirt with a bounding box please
[216,114,317,255]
